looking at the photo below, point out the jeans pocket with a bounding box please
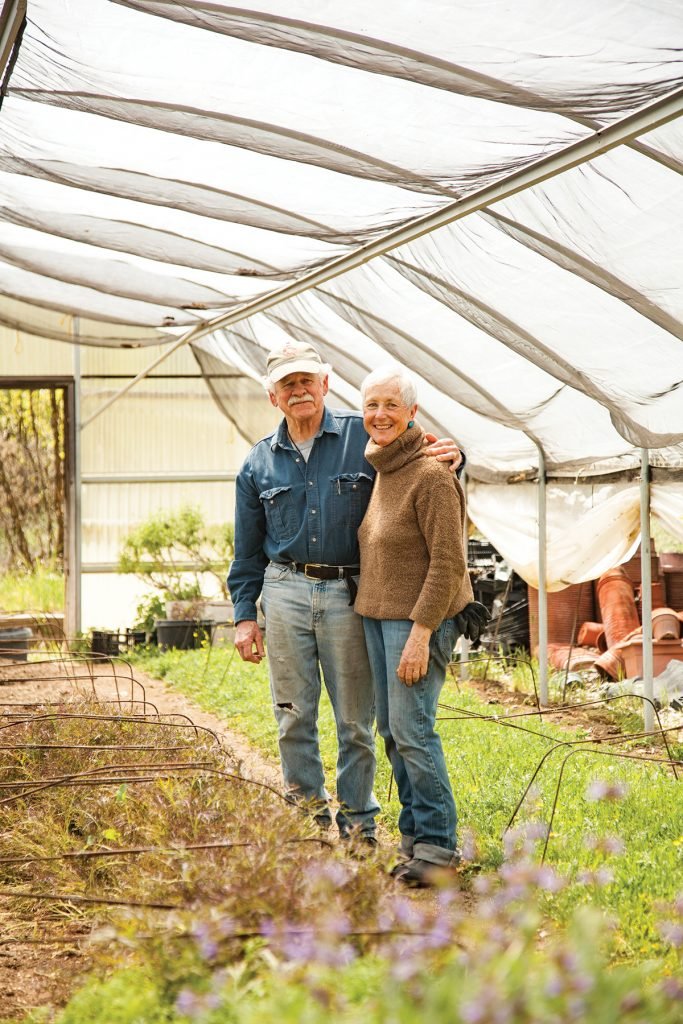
[264,562,292,584]
[431,617,458,667]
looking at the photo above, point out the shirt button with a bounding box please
[295,458,300,463]
[309,481,313,486]
[312,537,317,542]
[352,484,357,490]
[311,509,316,514]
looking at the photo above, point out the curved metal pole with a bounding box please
[640,448,654,731]
[536,444,548,704]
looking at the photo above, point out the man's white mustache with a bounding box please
[288,395,314,406]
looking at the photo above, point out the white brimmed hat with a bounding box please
[266,341,328,384]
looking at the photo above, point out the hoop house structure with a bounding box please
[1,1,682,713]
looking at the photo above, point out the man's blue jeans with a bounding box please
[261,562,379,836]
[362,616,459,865]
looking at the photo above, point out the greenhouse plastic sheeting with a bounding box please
[467,481,683,590]
[0,0,682,487]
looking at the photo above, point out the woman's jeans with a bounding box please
[362,616,459,865]
[262,562,379,836]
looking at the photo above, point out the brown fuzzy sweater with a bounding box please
[355,423,474,630]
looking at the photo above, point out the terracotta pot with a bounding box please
[621,546,661,586]
[663,571,683,611]
[595,568,641,648]
[635,581,666,610]
[528,583,595,654]
[593,645,626,680]
[660,552,683,573]
[651,607,681,641]
[577,621,607,652]
[617,637,683,678]
[548,644,600,672]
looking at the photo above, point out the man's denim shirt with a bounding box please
[228,408,375,623]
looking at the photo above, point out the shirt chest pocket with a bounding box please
[259,485,298,541]
[330,473,373,531]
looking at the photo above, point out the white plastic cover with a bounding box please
[1,0,682,495]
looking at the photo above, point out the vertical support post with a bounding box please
[460,467,471,678]
[65,323,82,638]
[537,445,548,704]
[640,448,653,732]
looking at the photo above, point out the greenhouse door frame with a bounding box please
[0,375,78,637]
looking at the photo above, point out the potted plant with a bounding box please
[118,506,234,648]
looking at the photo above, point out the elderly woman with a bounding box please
[354,364,486,886]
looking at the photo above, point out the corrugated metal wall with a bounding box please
[1,334,278,628]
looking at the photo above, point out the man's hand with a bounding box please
[423,432,463,474]
[235,620,265,663]
[397,622,432,686]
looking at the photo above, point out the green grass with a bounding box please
[133,645,683,968]
[0,566,64,612]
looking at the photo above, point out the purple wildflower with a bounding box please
[390,895,427,929]
[192,922,219,961]
[585,778,629,802]
[175,989,200,1017]
[660,976,683,1000]
[584,833,626,855]
[460,827,478,862]
[577,867,614,886]
[659,921,683,948]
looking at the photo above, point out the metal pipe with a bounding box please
[65,324,82,636]
[81,471,237,484]
[81,85,683,428]
[460,466,470,678]
[0,0,26,85]
[640,448,654,731]
[537,445,548,704]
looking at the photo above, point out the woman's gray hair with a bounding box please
[360,363,418,407]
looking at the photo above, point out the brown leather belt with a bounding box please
[278,562,360,604]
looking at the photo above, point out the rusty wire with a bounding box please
[0,752,290,806]
[0,889,183,910]
[540,746,682,863]
[437,690,679,777]
[461,649,542,714]
[0,652,154,714]
[0,711,212,746]
[0,835,334,868]
[506,721,683,833]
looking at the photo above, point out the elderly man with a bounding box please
[228,341,462,844]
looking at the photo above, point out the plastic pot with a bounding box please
[158,618,201,651]
[91,630,121,657]
[0,626,33,662]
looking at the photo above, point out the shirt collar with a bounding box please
[271,405,341,451]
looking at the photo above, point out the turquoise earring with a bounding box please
[408,419,415,428]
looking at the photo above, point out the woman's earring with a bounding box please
[408,420,414,428]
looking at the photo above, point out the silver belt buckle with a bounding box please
[304,562,321,580]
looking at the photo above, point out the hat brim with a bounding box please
[268,358,326,384]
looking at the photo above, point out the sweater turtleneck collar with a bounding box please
[364,421,426,473]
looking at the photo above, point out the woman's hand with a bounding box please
[397,622,432,686]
